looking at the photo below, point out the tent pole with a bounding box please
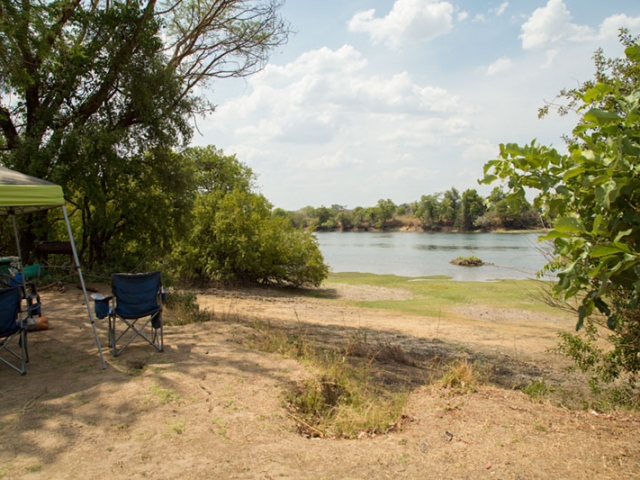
[11,214,29,296]
[62,206,106,369]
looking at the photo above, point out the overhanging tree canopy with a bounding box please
[0,0,289,267]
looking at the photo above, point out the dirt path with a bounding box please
[0,282,637,479]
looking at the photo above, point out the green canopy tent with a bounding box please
[0,166,106,369]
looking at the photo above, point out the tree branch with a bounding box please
[0,103,19,150]
[74,0,158,123]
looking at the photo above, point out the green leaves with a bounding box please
[591,245,626,258]
[625,44,640,63]
[481,35,640,343]
[583,108,623,127]
[174,147,329,287]
[582,83,613,102]
[553,217,586,234]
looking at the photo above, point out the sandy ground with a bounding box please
[0,281,638,479]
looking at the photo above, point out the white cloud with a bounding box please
[299,151,364,171]
[213,45,464,147]
[347,0,454,48]
[520,0,594,50]
[457,11,469,22]
[598,14,640,39]
[383,166,434,181]
[540,49,559,70]
[494,2,509,16]
[485,56,513,76]
[377,115,471,149]
[458,139,498,161]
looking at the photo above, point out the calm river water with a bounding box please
[315,231,551,281]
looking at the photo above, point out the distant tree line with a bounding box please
[274,187,546,232]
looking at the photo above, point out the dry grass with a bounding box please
[437,358,488,394]
[242,319,410,438]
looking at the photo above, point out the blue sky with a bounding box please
[193,0,640,211]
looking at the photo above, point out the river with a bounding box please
[314,231,552,281]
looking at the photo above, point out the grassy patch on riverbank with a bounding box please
[326,272,560,319]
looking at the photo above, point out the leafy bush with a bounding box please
[481,33,640,399]
[163,290,212,326]
[169,147,329,287]
[555,317,640,407]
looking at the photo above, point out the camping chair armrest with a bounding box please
[91,294,113,319]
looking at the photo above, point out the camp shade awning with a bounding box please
[0,166,106,369]
[0,167,65,215]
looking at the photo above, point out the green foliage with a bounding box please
[171,147,328,287]
[440,187,460,227]
[459,189,486,230]
[481,33,640,385]
[70,148,196,270]
[376,198,397,227]
[163,290,212,326]
[0,0,289,266]
[286,187,541,233]
[522,378,555,402]
[556,313,640,399]
[413,193,442,228]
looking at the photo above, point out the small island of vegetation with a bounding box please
[450,255,484,267]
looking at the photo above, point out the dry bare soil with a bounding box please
[1,281,639,479]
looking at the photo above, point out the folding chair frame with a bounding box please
[0,287,29,375]
[108,309,163,357]
[106,272,164,357]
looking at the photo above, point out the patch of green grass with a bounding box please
[150,384,180,404]
[167,419,186,435]
[534,422,548,432]
[326,273,557,318]
[211,417,227,436]
[0,464,12,478]
[523,378,555,402]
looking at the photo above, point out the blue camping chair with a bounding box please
[0,287,29,374]
[0,269,42,321]
[93,272,164,356]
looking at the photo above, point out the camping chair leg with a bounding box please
[151,325,163,352]
[108,314,116,354]
[151,312,163,352]
[0,329,28,375]
[20,328,28,364]
[110,316,163,356]
[113,318,146,356]
[20,328,27,375]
